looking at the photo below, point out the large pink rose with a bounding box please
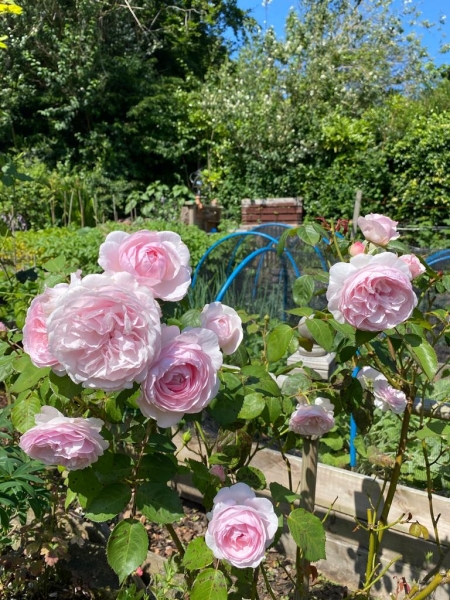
[46,272,161,391]
[357,367,407,414]
[98,230,191,301]
[19,406,109,471]
[205,483,278,568]
[23,274,81,369]
[200,302,243,355]
[399,254,426,279]
[138,325,222,427]
[357,214,399,246]
[327,252,417,331]
[289,397,335,437]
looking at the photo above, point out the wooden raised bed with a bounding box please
[175,438,450,599]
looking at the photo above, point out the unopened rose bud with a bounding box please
[209,464,226,482]
[182,431,192,444]
[349,241,365,256]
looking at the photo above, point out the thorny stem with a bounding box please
[194,421,211,462]
[251,566,260,600]
[165,523,185,558]
[405,571,448,600]
[260,563,277,600]
[421,438,443,556]
[279,442,294,493]
[364,394,413,592]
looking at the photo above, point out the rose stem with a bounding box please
[294,436,319,600]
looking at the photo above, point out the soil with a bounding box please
[1,498,350,600]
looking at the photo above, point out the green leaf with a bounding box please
[236,466,266,490]
[182,537,214,571]
[49,371,82,400]
[404,335,438,380]
[297,224,321,246]
[68,467,103,499]
[145,433,177,454]
[416,421,450,440]
[261,396,282,425]
[93,452,133,484]
[42,255,66,273]
[354,330,379,346]
[0,354,15,382]
[281,373,311,396]
[137,453,178,482]
[266,324,294,363]
[293,275,315,307]
[191,568,227,600]
[10,363,50,394]
[287,508,326,562]
[136,482,183,524]
[86,483,132,522]
[11,394,41,433]
[270,482,301,504]
[181,309,202,329]
[107,519,148,584]
[238,393,265,420]
[305,319,334,353]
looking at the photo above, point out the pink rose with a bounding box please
[19,406,109,470]
[209,464,226,482]
[138,326,222,427]
[46,272,161,391]
[327,252,417,331]
[357,367,407,414]
[349,241,365,257]
[23,275,80,369]
[289,397,335,437]
[98,230,191,301]
[0,322,8,332]
[200,302,243,355]
[205,483,278,568]
[399,254,426,279]
[357,214,399,246]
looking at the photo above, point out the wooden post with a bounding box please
[352,190,362,239]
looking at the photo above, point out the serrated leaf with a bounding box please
[181,309,202,329]
[305,319,334,353]
[293,275,315,307]
[415,421,450,440]
[297,224,321,246]
[270,482,301,504]
[0,354,15,382]
[238,393,265,420]
[49,371,82,400]
[182,537,214,571]
[266,324,294,363]
[287,508,326,562]
[136,482,183,524]
[236,466,266,490]
[42,255,66,273]
[107,519,148,583]
[261,396,282,425]
[137,453,177,482]
[281,373,311,396]
[405,335,438,381]
[11,394,41,433]
[86,483,132,522]
[191,568,227,600]
[10,363,50,394]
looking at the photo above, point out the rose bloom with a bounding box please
[327,252,417,331]
[200,302,243,355]
[357,213,399,246]
[98,230,191,301]
[289,397,335,437]
[46,272,161,391]
[209,464,226,482]
[19,406,109,470]
[205,483,278,569]
[349,241,365,257]
[357,367,407,414]
[22,274,81,369]
[138,325,222,427]
[399,254,426,279]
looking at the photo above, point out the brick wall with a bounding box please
[241,198,303,227]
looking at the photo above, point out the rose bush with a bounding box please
[3,219,449,600]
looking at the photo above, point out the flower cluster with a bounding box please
[21,229,243,469]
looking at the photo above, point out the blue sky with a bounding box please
[237,0,449,66]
